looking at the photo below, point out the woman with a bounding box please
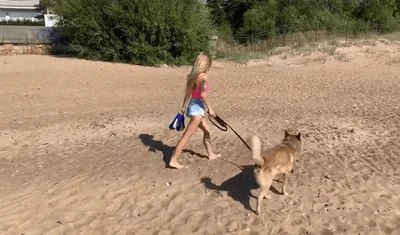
[169,52,220,169]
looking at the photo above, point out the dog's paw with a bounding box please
[264,195,272,199]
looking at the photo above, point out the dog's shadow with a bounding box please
[138,134,207,168]
[201,164,282,213]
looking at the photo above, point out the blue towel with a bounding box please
[169,113,185,131]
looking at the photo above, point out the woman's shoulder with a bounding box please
[195,72,208,86]
[198,72,208,81]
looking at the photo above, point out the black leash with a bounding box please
[208,113,252,151]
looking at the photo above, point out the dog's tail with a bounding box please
[251,135,264,166]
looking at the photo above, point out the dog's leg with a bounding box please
[256,177,273,215]
[256,188,268,215]
[282,173,290,196]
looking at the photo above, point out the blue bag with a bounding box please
[169,113,185,131]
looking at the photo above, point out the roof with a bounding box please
[0,0,40,10]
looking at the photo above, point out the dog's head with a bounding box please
[282,130,302,152]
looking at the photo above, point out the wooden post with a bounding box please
[283,25,286,46]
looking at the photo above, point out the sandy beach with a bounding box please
[1,41,400,235]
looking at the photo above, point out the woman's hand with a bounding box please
[179,107,186,114]
[207,107,216,118]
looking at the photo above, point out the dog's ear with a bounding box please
[296,132,301,141]
[284,129,290,138]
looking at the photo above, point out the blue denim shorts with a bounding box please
[186,98,205,117]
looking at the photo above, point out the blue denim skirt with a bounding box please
[186,98,205,117]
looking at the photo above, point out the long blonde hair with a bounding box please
[185,52,212,98]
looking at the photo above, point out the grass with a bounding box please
[215,40,290,63]
[333,52,350,62]
[215,51,265,64]
[318,44,338,55]
[382,32,400,41]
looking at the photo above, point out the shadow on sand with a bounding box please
[201,164,282,213]
[139,134,282,213]
[138,133,207,168]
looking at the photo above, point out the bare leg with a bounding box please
[169,116,202,169]
[198,117,219,160]
[282,173,290,195]
[256,175,273,215]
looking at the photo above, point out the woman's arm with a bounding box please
[200,76,215,116]
[180,74,192,113]
[180,92,190,111]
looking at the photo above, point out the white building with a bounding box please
[0,0,41,22]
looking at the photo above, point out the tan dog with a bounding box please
[251,130,302,215]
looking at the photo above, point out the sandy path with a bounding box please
[1,42,400,235]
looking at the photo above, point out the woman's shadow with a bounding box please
[138,133,207,168]
[201,164,258,212]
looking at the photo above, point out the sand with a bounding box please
[1,41,400,235]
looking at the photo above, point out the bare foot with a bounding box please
[208,153,221,160]
[169,159,185,169]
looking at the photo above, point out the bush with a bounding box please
[52,0,215,66]
[0,20,45,26]
[238,0,279,37]
[217,22,235,44]
[217,0,400,44]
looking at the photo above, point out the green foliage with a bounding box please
[44,0,400,65]
[209,0,400,40]
[52,0,215,66]
[224,0,262,32]
[353,0,400,32]
[218,22,235,44]
[206,0,227,27]
[239,0,279,36]
[279,6,303,32]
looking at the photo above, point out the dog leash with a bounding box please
[208,113,252,151]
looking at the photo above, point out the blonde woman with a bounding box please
[169,52,220,169]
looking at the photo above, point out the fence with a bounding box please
[1,23,396,54]
[0,25,64,44]
[227,23,392,47]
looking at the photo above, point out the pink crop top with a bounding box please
[191,80,209,99]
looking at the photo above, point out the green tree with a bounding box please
[279,6,303,31]
[396,0,400,15]
[51,0,215,66]
[239,0,279,37]
[353,0,400,32]
[206,0,227,27]
[224,0,264,32]
[212,0,400,39]
[206,0,234,43]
